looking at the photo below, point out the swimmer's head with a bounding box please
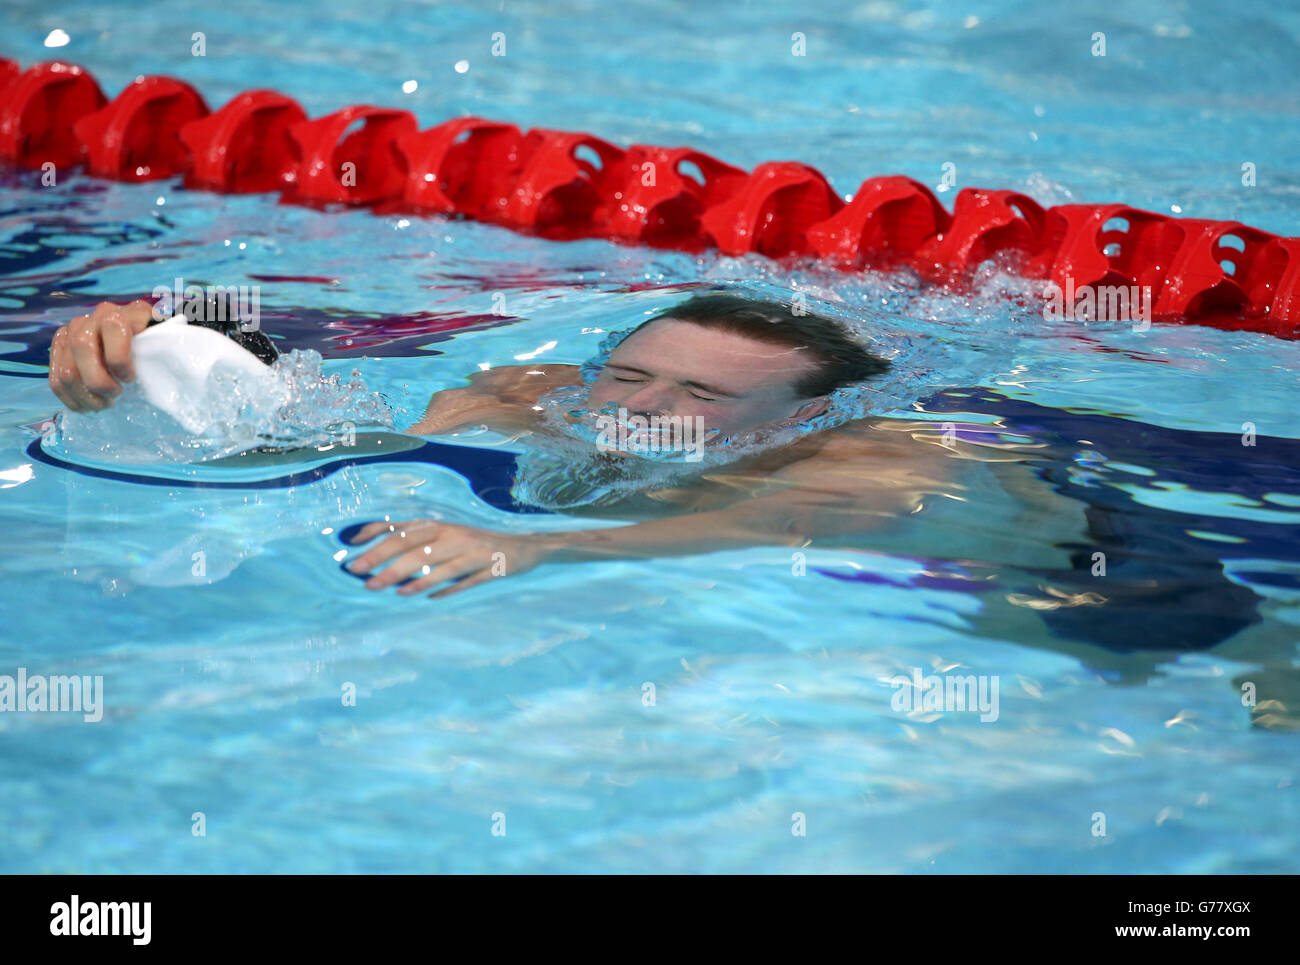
[585,294,890,440]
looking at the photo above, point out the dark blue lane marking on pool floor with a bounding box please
[337,521,373,545]
[816,565,992,595]
[26,437,546,515]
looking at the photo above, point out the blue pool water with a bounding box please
[1,0,1298,873]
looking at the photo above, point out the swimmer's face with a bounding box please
[586,318,829,438]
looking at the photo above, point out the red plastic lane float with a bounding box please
[806,175,950,267]
[285,105,417,205]
[0,58,19,92]
[394,116,524,217]
[72,75,208,181]
[1249,238,1300,338]
[496,128,625,237]
[593,145,746,248]
[913,188,1048,281]
[0,61,106,168]
[179,90,307,193]
[3,55,1300,339]
[1152,219,1278,323]
[701,161,843,258]
[1038,203,1182,295]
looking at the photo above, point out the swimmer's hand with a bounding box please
[48,300,154,412]
[407,363,581,435]
[344,519,552,598]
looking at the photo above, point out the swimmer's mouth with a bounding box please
[559,409,721,459]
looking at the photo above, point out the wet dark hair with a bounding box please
[632,294,891,398]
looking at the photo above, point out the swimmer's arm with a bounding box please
[407,363,583,435]
[534,487,918,565]
[347,488,913,598]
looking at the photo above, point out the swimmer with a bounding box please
[48,295,961,594]
[47,295,1261,663]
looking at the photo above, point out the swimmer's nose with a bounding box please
[616,383,676,416]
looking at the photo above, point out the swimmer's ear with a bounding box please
[789,397,830,423]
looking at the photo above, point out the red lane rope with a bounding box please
[3,57,1298,339]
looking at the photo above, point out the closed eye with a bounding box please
[608,369,725,401]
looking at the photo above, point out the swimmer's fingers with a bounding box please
[395,554,487,597]
[101,300,153,382]
[416,535,548,597]
[343,524,541,596]
[407,388,491,435]
[362,538,472,592]
[51,330,112,412]
[362,540,453,590]
[347,521,445,578]
[53,365,110,412]
[67,305,126,400]
[48,327,94,410]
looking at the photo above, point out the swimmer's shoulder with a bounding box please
[699,417,954,507]
[798,416,956,466]
[469,363,584,405]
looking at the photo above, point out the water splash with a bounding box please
[45,349,395,466]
